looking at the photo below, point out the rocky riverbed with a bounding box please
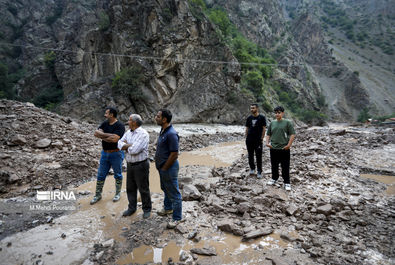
[0,99,394,264]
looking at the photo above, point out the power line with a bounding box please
[0,41,333,68]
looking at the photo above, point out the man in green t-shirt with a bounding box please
[265,106,296,191]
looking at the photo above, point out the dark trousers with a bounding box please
[246,140,263,173]
[270,149,290,184]
[126,160,152,213]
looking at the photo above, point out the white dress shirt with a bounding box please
[118,126,149,163]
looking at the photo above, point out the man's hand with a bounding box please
[283,145,291,150]
[266,143,272,148]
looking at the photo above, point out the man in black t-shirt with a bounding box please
[245,103,267,179]
[90,107,125,205]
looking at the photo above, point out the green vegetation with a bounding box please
[273,85,327,124]
[320,0,393,54]
[98,11,110,31]
[188,1,275,109]
[357,107,370,122]
[33,85,63,110]
[0,61,25,100]
[44,51,56,71]
[372,113,395,122]
[187,0,327,123]
[112,66,146,101]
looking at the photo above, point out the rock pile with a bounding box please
[0,99,243,198]
[176,126,395,264]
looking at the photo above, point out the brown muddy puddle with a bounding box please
[0,141,246,264]
[361,174,395,195]
[117,232,294,265]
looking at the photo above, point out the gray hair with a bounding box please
[130,114,143,126]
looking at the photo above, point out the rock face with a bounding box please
[0,0,249,124]
[212,0,375,121]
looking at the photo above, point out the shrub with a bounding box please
[44,51,56,71]
[98,11,110,31]
[242,71,264,97]
[33,86,63,109]
[357,107,370,122]
[112,66,146,101]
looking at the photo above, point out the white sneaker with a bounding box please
[257,173,263,179]
[284,184,291,191]
[267,179,277,185]
[249,169,256,175]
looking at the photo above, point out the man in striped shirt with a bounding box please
[118,114,151,219]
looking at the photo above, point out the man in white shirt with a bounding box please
[118,114,151,219]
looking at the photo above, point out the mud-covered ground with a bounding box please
[0,99,394,264]
[90,124,394,265]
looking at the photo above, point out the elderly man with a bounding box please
[118,114,151,219]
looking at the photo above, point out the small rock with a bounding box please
[95,250,104,260]
[187,230,198,240]
[61,233,66,239]
[190,246,217,256]
[102,238,115,248]
[7,242,12,247]
[316,204,333,216]
[243,227,273,241]
[35,139,51,148]
[78,190,91,195]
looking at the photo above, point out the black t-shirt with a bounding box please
[98,120,125,150]
[245,114,267,141]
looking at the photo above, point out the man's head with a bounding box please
[250,103,259,115]
[273,106,285,120]
[128,114,143,130]
[104,107,118,120]
[155,109,172,126]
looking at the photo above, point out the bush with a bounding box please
[33,86,63,109]
[357,107,370,122]
[112,66,146,101]
[242,71,264,97]
[98,11,110,31]
[297,109,327,125]
[44,51,56,71]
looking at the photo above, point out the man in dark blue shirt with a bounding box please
[90,107,125,205]
[154,109,182,229]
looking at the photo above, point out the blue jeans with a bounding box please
[159,160,182,221]
[97,150,124,181]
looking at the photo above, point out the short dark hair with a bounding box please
[274,106,285,113]
[250,103,259,108]
[159,109,172,123]
[106,107,118,118]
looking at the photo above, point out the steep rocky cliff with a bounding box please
[1,0,393,123]
[0,0,250,123]
[208,0,376,120]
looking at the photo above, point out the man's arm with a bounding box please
[261,126,266,141]
[95,129,121,143]
[283,134,295,150]
[161,152,178,171]
[266,135,272,148]
[245,127,249,138]
[127,133,149,155]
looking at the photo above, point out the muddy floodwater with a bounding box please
[0,141,251,264]
[1,123,394,265]
[361,174,395,195]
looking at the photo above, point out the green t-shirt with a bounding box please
[267,119,295,149]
